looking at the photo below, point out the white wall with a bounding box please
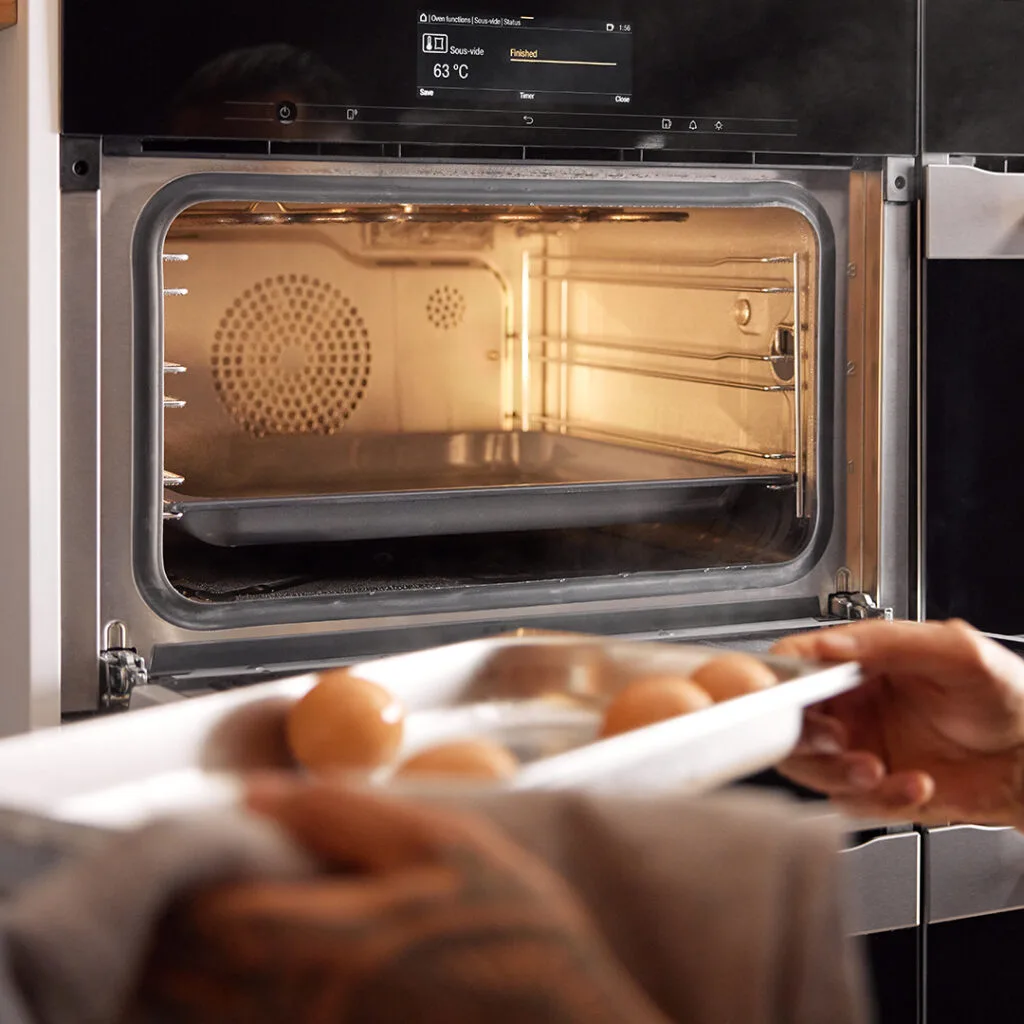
[0,0,62,734]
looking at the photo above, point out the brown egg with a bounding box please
[394,739,519,781]
[201,696,296,772]
[691,654,778,703]
[471,642,608,701]
[599,675,713,738]
[286,669,405,773]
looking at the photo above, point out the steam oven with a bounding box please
[59,0,917,714]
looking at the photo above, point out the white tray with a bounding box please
[0,638,861,829]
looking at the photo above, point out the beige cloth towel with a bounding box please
[0,791,870,1024]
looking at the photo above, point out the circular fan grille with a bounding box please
[426,285,466,330]
[211,275,372,436]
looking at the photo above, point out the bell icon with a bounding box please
[689,120,698,131]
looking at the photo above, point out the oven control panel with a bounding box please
[62,0,917,156]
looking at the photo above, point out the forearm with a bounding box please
[128,890,672,1024]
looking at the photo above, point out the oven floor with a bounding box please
[164,496,805,603]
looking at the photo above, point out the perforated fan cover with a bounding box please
[211,275,371,436]
[425,285,467,331]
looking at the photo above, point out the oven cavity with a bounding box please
[158,198,820,611]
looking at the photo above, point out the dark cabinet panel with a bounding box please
[926,0,1024,155]
[866,929,921,1024]
[925,260,1024,633]
[926,910,1024,1023]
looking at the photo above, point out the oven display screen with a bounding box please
[415,13,633,107]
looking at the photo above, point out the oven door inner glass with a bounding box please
[160,200,820,603]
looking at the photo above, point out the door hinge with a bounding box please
[99,622,148,711]
[828,592,894,622]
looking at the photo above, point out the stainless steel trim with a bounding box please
[60,191,102,714]
[925,164,1024,260]
[841,831,921,935]
[876,199,913,620]
[914,197,925,623]
[927,825,1024,923]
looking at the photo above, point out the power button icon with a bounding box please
[276,101,297,124]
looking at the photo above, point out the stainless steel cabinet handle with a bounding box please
[841,831,921,935]
[927,825,1024,924]
[926,164,1024,260]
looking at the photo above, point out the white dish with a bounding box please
[0,638,861,829]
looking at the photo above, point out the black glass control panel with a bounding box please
[63,1,917,155]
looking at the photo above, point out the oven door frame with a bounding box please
[60,153,912,713]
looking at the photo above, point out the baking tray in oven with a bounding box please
[167,432,791,546]
[0,637,861,829]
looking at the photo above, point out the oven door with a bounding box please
[59,155,912,713]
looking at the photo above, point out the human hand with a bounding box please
[125,778,668,1024]
[773,620,1024,827]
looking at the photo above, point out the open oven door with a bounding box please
[923,3,1024,1019]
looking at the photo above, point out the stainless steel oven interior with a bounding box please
[60,159,910,712]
